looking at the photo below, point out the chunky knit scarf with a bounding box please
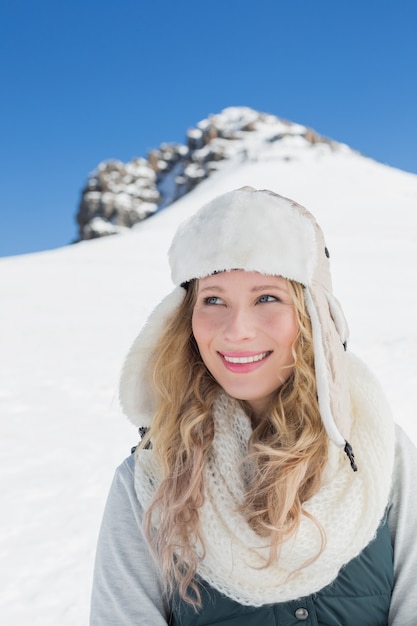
[134,353,394,606]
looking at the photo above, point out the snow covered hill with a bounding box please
[1,118,417,625]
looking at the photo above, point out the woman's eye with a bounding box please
[257,294,279,303]
[204,296,221,305]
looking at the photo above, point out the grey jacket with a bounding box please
[90,425,417,625]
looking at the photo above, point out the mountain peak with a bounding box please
[76,107,342,241]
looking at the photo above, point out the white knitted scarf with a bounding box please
[134,353,394,605]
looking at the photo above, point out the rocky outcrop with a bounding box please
[76,107,333,240]
[76,158,159,240]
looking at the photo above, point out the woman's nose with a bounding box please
[223,308,256,342]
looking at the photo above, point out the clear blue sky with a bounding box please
[1,0,416,257]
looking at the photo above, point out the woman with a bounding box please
[90,187,417,625]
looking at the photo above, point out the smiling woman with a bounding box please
[90,187,417,625]
[192,271,299,418]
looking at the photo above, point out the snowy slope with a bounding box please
[1,134,417,625]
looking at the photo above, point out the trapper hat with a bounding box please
[120,187,356,469]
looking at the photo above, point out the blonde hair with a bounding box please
[141,279,328,605]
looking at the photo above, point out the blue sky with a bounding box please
[1,0,416,257]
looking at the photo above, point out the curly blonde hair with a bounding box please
[140,278,328,605]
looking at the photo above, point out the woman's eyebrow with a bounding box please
[250,284,287,293]
[198,284,288,294]
[198,285,225,294]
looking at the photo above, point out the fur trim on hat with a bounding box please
[169,187,318,286]
[119,287,186,426]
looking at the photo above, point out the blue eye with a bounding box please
[257,294,278,303]
[204,296,221,305]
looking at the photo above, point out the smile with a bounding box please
[222,351,271,364]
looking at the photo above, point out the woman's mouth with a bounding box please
[219,351,272,372]
[222,351,271,364]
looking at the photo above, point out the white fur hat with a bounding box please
[120,187,356,468]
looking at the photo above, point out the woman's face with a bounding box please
[192,270,299,416]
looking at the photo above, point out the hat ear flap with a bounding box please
[325,290,349,349]
[119,287,186,426]
[304,287,351,447]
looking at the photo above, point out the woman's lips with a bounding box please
[219,351,272,372]
[222,351,271,364]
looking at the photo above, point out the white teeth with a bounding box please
[223,352,269,364]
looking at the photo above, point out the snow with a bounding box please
[86,216,120,235]
[1,131,417,624]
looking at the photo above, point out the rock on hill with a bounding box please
[76,107,339,240]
